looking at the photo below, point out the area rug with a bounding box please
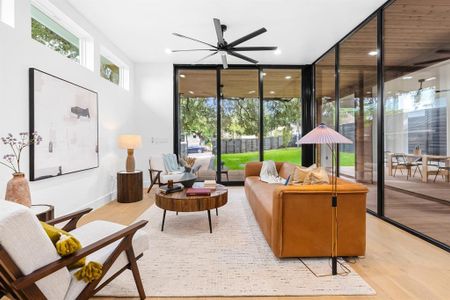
[98,187,375,297]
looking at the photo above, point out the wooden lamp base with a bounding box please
[126,149,135,172]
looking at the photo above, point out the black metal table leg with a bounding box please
[207,210,212,233]
[216,208,218,216]
[176,211,178,215]
[161,209,166,231]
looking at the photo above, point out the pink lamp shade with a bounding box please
[296,123,353,145]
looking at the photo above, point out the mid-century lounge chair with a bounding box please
[0,200,149,300]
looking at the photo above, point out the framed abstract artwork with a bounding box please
[29,68,99,181]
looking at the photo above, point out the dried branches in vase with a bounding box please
[1,132,42,207]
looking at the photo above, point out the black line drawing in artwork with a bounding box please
[71,106,91,119]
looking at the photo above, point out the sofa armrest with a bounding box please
[271,183,368,257]
[244,162,263,178]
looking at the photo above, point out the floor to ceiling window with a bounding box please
[175,66,303,184]
[220,69,260,182]
[313,0,450,250]
[263,69,302,164]
[315,49,336,171]
[177,69,217,181]
[338,17,378,212]
[383,0,450,246]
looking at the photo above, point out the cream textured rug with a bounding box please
[98,187,375,297]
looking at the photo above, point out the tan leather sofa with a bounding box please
[244,161,368,258]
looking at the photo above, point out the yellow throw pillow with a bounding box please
[40,222,85,269]
[290,164,316,184]
[303,166,330,184]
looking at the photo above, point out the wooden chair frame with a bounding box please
[0,208,148,300]
[147,168,163,193]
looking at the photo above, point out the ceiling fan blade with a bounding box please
[195,51,218,63]
[414,57,450,66]
[230,46,278,51]
[435,49,450,54]
[172,33,216,48]
[221,53,228,69]
[213,18,225,46]
[227,28,267,48]
[228,51,258,64]
[171,49,216,52]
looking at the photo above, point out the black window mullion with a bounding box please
[259,67,264,161]
[376,10,385,217]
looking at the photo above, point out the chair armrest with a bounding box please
[46,208,93,232]
[12,220,148,290]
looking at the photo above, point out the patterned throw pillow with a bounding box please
[303,166,330,184]
[182,156,196,168]
[290,164,317,184]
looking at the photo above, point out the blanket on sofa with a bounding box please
[260,160,286,184]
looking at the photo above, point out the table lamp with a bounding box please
[118,135,142,172]
[297,123,352,275]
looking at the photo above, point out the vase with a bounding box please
[5,172,32,207]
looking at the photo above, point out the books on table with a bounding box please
[159,183,184,194]
[185,188,211,196]
[204,180,217,190]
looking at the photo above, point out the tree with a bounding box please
[180,97,216,145]
[31,19,79,61]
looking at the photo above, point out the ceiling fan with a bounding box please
[171,18,278,68]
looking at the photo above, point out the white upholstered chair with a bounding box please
[147,155,186,192]
[0,200,149,300]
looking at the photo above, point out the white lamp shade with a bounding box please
[118,135,142,149]
[297,123,352,145]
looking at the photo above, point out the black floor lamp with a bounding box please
[297,123,353,275]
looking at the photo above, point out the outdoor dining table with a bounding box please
[386,153,450,183]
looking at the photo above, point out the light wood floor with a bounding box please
[82,187,450,300]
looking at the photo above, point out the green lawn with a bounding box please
[221,147,355,170]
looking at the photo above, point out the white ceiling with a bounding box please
[67,0,386,65]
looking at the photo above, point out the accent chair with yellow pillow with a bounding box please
[0,200,149,300]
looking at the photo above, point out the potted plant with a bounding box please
[1,132,42,207]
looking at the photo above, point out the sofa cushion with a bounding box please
[0,200,71,300]
[278,162,297,179]
[64,220,149,300]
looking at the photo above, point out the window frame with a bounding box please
[30,0,94,71]
[100,46,130,90]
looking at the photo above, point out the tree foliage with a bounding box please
[31,19,79,61]
[180,96,302,147]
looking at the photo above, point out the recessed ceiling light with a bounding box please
[274,48,282,55]
[368,50,378,56]
[425,76,436,81]
[248,90,256,94]
[366,91,371,94]
[402,76,413,80]
[270,91,275,94]
[188,90,194,94]
[262,72,267,76]
[165,48,172,54]
[179,74,186,78]
[285,75,292,80]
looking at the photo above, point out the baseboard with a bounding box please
[81,191,117,210]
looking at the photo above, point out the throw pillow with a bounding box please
[303,166,330,184]
[40,222,103,282]
[290,164,317,184]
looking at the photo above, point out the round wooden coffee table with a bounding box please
[155,185,227,233]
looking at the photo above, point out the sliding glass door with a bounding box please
[220,69,260,182]
[176,66,303,184]
[263,69,302,164]
[177,69,217,181]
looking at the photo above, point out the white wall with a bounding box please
[133,63,173,184]
[0,0,136,215]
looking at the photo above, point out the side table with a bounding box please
[30,204,55,222]
[117,170,143,203]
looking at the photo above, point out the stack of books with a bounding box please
[159,183,184,194]
[204,180,217,190]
